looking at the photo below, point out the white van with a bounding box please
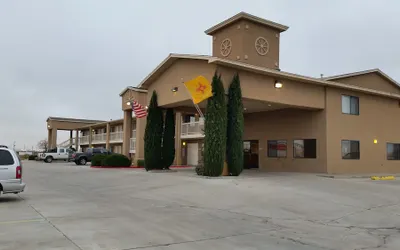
[0,145,26,195]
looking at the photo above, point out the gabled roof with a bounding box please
[119,86,148,97]
[121,53,400,101]
[205,11,289,35]
[323,68,400,89]
[77,118,124,129]
[136,53,214,89]
[209,58,400,99]
[46,117,106,123]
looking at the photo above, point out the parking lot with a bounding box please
[0,161,399,250]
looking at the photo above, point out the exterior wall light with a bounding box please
[47,125,51,128]
[145,106,148,110]
[274,81,283,88]
[182,142,186,146]
[171,87,179,92]
[374,139,378,144]
[126,101,131,106]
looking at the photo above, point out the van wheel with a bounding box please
[45,156,53,163]
[75,161,80,165]
[79,158,87,165]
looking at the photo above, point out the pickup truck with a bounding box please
[38,147,72,163]
[70,148,112,165]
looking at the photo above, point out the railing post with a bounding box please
[106,123,110,150]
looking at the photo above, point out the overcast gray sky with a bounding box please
[1,0,399,149]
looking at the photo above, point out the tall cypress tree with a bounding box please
[227,73,244,176]
[203,72,227,176]
[144,91,164,170]
[162,108,175,169]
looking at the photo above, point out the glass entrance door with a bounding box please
[243,140,259,169]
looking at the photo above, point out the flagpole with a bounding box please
[183,86,204,118]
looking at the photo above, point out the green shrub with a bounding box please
[20,154,29,160]
[203,72,227,176]
[101,154,131,167]
[162,108,175,169]
[28,155,37,160]
[137,159,145,167]
[227,73,244,176]
[91,154,108,166]
[195,164,204,176]
[144,91,164,171]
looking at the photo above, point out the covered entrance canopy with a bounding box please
[46,117,106,149]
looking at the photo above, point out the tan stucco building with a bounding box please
[47,12,400,174]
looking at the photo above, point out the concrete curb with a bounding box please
[147,169,178,173]
[317,174,400,179]
[90,166,138,169]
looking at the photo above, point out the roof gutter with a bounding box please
[208,58,400,100]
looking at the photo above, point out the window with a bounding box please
[0,149,15,165]
[341,140,360,159]
[59,149,65,153]
[387,143,400,160]
[293,139,317,158]
[342,95,359,115]
[267,140,287,158]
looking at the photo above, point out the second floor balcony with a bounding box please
[110,131,123,142]
[92,133,107,144]
[80,135,89,145]
[181,121,204,139]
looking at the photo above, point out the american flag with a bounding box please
[131,100,147,118]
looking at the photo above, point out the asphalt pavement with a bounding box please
[0,161,399,250]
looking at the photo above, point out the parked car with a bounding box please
[0,145,26,195]
[38,147,70,163]
[70,148,112,165]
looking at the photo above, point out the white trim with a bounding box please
[205,12,289,35]
[119,87,148,97]
[324,68,400,88]
[209,58,400,100]
[122,53,400,102]
[136,53,213,89]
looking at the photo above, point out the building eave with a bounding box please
[205,11,289,35]
[324,68,400,89]
[135,53,214,90]
[77,118,126,130]
[208,58,400,100]
[119,87,148,97]
[46,117,106,124]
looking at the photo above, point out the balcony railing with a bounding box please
[110,131,123,142]
[130,138,136,153]
[132,129,136,139]
[58,138,76,148]
[181,121,205,139]
[129,130,136,153]
[80,135,89,145]
[92,133,107,144]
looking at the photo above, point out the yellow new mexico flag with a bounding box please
[184,76,213,104]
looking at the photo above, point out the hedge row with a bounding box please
[91,154,131,167]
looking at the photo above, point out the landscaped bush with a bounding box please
[28,155,37,160]
[195,164,204,176]
[91,154,108,166]
[203,72,227,176]
[227,73,244,176]
[137,159,145,167]
[144,91,164,171]
[101,154,131,167]
[20,154,29,160]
